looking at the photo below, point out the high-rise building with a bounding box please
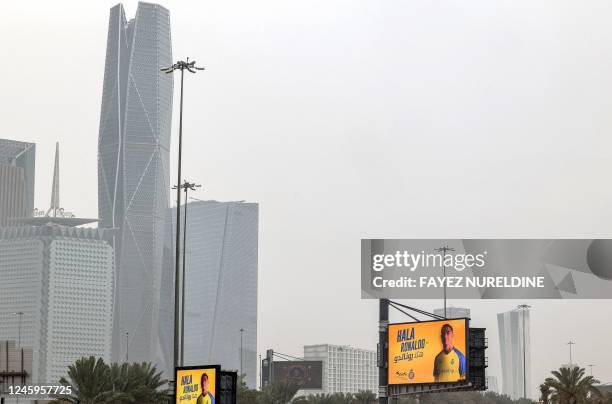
[0,139,35,226]
[497,307,531,400]
[176,200,258,388]
[0,145,114,385]
[97,2,174,372]
[0,225,114,384]
[302,344,378,395]
[433,307,471,319]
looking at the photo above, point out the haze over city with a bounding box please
[2,0,612,399]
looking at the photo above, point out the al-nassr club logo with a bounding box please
[409,369,415,380]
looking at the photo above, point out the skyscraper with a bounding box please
[0,146,114,384]
[97,2,174,371]
[498,307,532,400]
[175,200,258,388]
[0,225,115,384]
[0,139,35,226]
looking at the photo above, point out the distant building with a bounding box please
[0,144,114,384]
[177,200,259,388]
[486,375,499,394]
[498,307,531,400]
[0,224,114,384]
[302,344,377,395]
[0,139,35,226]
[97,2,174,373]
[0,340,33,393]
[433,307,471,319]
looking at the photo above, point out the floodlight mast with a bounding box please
[434,246,455,318]
[172,180,201,366]
[161,57,204,373]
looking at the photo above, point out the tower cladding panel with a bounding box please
[98,2,174,375]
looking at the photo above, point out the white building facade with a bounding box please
[303,344,378,395]
[497,308,531,400]
[0,225,114,384]
[176,201,259,388]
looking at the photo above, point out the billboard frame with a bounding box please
[387,317,470,387]
[175,364,222,403]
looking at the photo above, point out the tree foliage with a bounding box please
[50,356,169,404]
[542,366,601,404]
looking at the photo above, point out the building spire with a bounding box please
[47,142,60,217]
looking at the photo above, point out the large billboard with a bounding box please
[176,365,220,404]
[273,361,323,389]
[388,319,469,385]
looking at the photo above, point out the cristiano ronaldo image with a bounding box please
[196,373,215,404]
[433,323,467,382]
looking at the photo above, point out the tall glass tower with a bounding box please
[172,200,259,388]
[498,308,532,400]
[97,2,173,371]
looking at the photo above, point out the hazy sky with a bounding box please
[3,0,612,397]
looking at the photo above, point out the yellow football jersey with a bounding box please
[433,348,466,382]
[196,392,215,404]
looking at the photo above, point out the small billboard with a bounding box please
[175,365,220,403]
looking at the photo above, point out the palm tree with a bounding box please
[50,356,116,403]
[540,383,551,404]
[123,362,169,403]
[543,366,601,404]
[51,357,168,404]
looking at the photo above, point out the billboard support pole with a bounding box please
[379,298,389,404]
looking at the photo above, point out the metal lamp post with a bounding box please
[240,328,245,379]
[161,58,204,370]
[434,246,455,318]
[13,312,24,348]
[172,180,201,365]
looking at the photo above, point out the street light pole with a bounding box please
[172,180,201,366]
[435,246,455,318]
[161,58,204,371]
[588,364,595,377]
[240,328,244,379]
[125,331,129,362]
[517,304,530,399]
[13,312,24,348]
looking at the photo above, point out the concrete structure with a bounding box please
[176,201,259,388]
[433,307,471,319]
[0,139,35,226]
[0,225,114,384]
[302,344,377,395]
[0,340,34,393]
[97,2,174,373]
[497,308,531,400]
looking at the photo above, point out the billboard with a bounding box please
[388,319,469,385]
[272,361,323,389]
[219,371,237,404]
[175,365,220,404]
